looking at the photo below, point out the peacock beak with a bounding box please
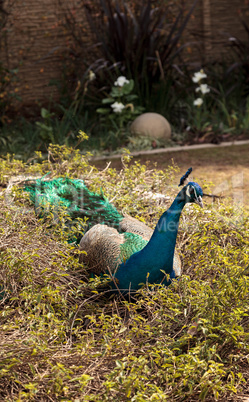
[195,196,203,208]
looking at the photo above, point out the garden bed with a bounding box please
[0,143,249,400]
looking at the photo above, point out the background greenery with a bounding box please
[0,0,249,159]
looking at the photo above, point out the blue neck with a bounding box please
[114,190,186,290]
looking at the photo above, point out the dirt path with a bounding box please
[92,143,249,203]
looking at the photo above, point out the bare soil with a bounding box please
[92,143,249,203]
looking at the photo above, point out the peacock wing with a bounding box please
[119,216,153,241]
[79,224,148,276]
[79,224,124,275]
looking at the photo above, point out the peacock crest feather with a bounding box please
[178,167,193,186]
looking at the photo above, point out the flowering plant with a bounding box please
[192,70,207,84]
[192,69,210,108]
[97,76,144,128]
[184,69,212,134]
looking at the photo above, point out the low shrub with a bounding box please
[0,143,249,400]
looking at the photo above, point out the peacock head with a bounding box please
[183,182,203,207]
[178,168,203,208]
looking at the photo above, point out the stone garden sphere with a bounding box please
[130,113,171,139]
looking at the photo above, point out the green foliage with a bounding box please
[2,60,249,158]
[0,104,93,159]
[97,77,144,129]
[34,106,92,146]
[35,108,56,143]
[176,63,249,142]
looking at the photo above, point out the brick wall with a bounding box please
[1,0,248,109]
[1,0,88,110]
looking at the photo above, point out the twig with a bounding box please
[101,161,111,173]
[203,193,224,199]
[106,264,126,301]
[69,289,115,344]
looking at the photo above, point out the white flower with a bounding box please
[111,102,125,113]
[193,98,203,107]
[229,37,237,42]
[88,70,96,81]
[114,76,129,87]
[192,69,207,83]
[195,83,210,95]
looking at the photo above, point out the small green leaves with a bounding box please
[97,77,144,129]
[101,97,115,104]
[1,147,249,400]
[96,108,110,114]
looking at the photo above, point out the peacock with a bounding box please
[24,168,203,292]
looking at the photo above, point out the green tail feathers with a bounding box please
[25,178,123,232]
